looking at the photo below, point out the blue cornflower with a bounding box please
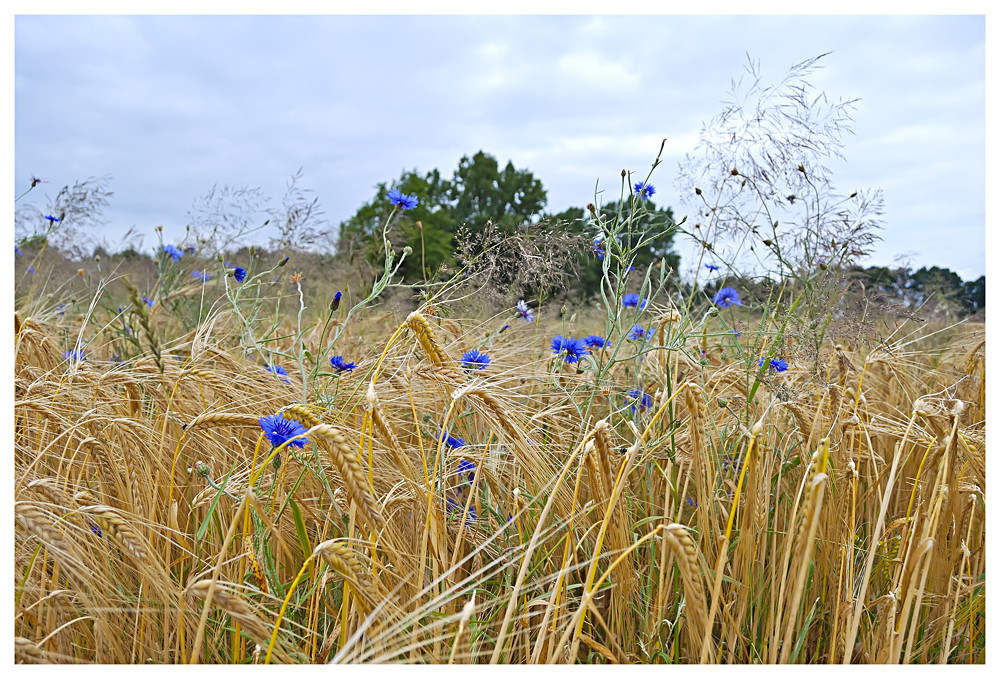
[516,300,535,323]
[460,349,491,372]
[627,388,653,413]
[233,266,247,283]
[446,497,477,524]
[27,267,36,275]
[712,287,742,308]
[440,431,465,449]
[458,458,476,483]
[44,214,61,223]
[705,263,720,272]
[622,293,647,310]
[759,357,789,372]
[625,265,636,273]
[499,323,510,333]
[388,188,419,211]
[15,246,22,256]
[163,245,184,262]
[551,335,589,364]
[141,296,154,307]
[633,182,655,199]
[732,331,742,338]
[258,413,309,449]
[722,455,745,476]
[330,355,356,372]
[685,497,698,509]
[192,270,211,282]
[582,335,606,349]
[267,364,291,383]
[64,349,84,361]
[627,324,649,342]
[593,235,605,261]
[332,291,343,311]
[91,524,103,537]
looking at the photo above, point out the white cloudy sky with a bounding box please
[12,11,987,280]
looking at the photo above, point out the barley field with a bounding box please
[12,235,986,664]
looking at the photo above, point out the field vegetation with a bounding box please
[13,55,985,664]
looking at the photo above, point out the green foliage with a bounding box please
[448,150,547,235]
[337,168,456,281]
[847,264,985,317]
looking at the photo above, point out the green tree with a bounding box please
[547,199,681,301]
[337,169,456,282]
[449,151,547,234]
[962,275,985,314]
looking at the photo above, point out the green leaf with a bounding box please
[196,466,234,541]
[289,495,311,559]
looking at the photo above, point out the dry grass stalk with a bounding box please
[124,276,165,374]
[15,636,47,664]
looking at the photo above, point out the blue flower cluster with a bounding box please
[759,357,789,372]
[551,335,588,364]
[628,388,653,413]
[627,325,649,342]
[267,364,291,383]
[163,245,184,262]
[516,300,535,323]
[622,293,647,310]
[388,188,419,211]
[330,355,356,372]
[258,413,309,449]
[461,349,491,372]
[633,182,656,200]
[440,431,465,449]
[713,287,742,308]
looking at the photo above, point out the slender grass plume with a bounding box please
[13,54,984,665]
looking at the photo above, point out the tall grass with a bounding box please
[14,55,985,664]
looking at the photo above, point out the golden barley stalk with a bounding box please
[406,311,452,367]
[15,636,47,664]
[279,403,323,428]
[778,469,829,663]
[366,384,420,482]
[79,504,149,563]
[663,523,710,658]
[313,540,374,615]
[185,579,272,647]
[185,412,263,431]
[244,535,269,594]
[308,424,384,532]
[15,502,73,555]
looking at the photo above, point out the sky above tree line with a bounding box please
[12,12,986,281]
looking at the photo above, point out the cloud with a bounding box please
[14,15,985,279]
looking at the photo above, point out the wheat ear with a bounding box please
[185,579,273,647]
[663,523,710,659]
[308,424,385,532]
